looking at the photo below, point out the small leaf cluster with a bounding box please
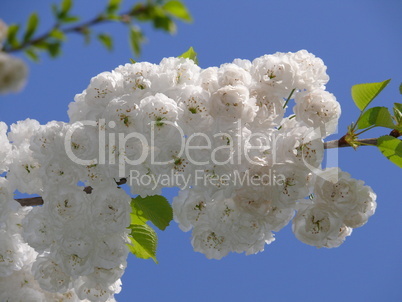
[348,80,402,168]
[3,0,192,61]
[128,195,173,263]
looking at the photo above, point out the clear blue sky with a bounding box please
[1,0,401,301]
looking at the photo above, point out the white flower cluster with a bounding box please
[0,50,377,299]
[0,179,91,302]
[1,121,123,301]
[293,167,376,248]
[0,19,28,94]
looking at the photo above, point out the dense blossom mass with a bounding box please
[0,50,376,301]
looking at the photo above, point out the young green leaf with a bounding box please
[128,224,158,263]
[131,3,153,21]
[98,33,113,51]
[31,41,47,50]
[50,28,66,41]
[131,195,173,231]
[107,0,122,15]
[24,48,39,62]
[393,103,402,126]
[60,15,80,23]
[129,58,137,64]
[129,26,144,56]
[178,46,198,64]
[163,0,192,22]
[399,83,402,95]
[23,13,39,43]
[356,106,395,130]
[351,79,391,111]
[153,16,177,33]
[377,135,402,168]
[60,0,73,16]
[47,42,61,57]
[6,24,20,48]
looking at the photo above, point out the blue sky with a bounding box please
[1,0,401,301]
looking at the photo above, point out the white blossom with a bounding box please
[294,89,340,136]
[0,122,11,172]
[32,255,73,293]
[292,203,352,248]
[0,52,28,94]
[209,85,257,123]
[0,50,378,298]
[0,19,8,48]
[314,167,377,228]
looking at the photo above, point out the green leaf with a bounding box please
[49,28,66,41]
[351,79,391,111]
[129,58,137,64]
[98,33,113,51]
[6,24,20,48]
[60,0,73,15]
[178,46,198,65]
[393,103,402,126]
[107,0,122,15]
[130,204,148,225]
[357,106,395,130]
[24,48,39,62]
[153,16,176,33]
[163,0,192,22]
[131,3,153,21]
[47,42,61,57]
[23,13,39,43]
[129,26,144,56]
[377,135,402,168]
[131,195,173,231]
[399,83,402,95]
[127,224,158,262]
[60,15,80,23]
[32,40,49,50]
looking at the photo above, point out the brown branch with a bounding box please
[15,196,45,206]
[14,178,127,207]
